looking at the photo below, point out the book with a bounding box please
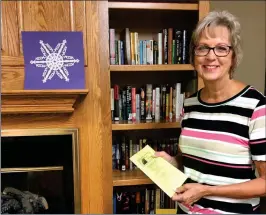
[130,145,187,198]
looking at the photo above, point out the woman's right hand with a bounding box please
[154,151,177,167]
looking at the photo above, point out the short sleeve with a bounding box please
[249,96,266,161]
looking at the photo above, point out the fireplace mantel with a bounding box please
[1,90,89,114]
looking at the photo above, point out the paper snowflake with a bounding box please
[30,40,80,83]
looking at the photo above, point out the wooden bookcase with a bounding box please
[108,0,209,213]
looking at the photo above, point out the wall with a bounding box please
[210,1,265,93]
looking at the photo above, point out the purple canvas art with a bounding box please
[22,31,85,89]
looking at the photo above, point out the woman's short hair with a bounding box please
[190,10,243,77]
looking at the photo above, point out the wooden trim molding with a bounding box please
[1,90,88,114]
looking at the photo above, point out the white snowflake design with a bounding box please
[30,39,80,83]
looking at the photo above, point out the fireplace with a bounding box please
[1,128,81,214]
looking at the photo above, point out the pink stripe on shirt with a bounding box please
[250,139,266,144]
[181,129,249,147]
[251,107,266,121]
[180,203,221,214]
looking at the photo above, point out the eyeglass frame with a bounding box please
[194,45,233,57]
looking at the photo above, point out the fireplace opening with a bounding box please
[1,129,81,214]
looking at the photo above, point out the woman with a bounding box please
[155,10,266,214]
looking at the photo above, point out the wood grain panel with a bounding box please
[1,114,75,129]
[110,64,194,72]
[113,170,153,186]
[72,1,87,65]
[112,120,181,130]
[73,1,112,213]
[108,2,198,10]
[19,1,71,31]
[1,1,21,63]
[1,90,88,114]
[1,1,87,66]
[197,1,210,90]
[1,67,24,90]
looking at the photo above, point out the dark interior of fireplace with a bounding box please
[1,134,75,214]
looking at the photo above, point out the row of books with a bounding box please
[112,136,179,171]
[113,187,177,214]
[109,28,189,65]
[111,83,185,122]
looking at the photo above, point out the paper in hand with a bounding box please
[130,145,188,198]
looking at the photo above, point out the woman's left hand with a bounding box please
[172,183,210,206]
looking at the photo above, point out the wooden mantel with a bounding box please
[1,90,89,114]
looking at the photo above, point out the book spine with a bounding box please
[182,30,187,64]
[146,41,150,65]
[158,33,163,65]
[118,40,121,65]
[172,39,176,64]
[115,40,119,65]
[131,87,136,122]
[120,40,124,65]
[163,29,168,64]
[111,88,114,121]
[172,88,176,119]
[125,137,129,169]
[155,87,160,122]
[119,93,122,120]
[125,28,131,64]
[109,29,116,65]
[126,85,132,121]
[179,93,185,119]
[112,144,116,169]
[161,85,166,119]
[166,91,169,121]
[168,28,173,64]
[175,83,181,120]
[115,141,120,170]
[143,40,147,65]
[134,32,139,65]
[169,87,173,120]
[149,40,153,65]
[145,84,153,120]
[122,90,127,120]
[129,139,133,170]
[136,94,140,121]
[130,32,135,65]
[175,29,182,64]
[121,136,126,171]
[114,84,120,121]
[139,40,143,65]
[153,41,158,65]
[140,88,145,120]
[152,89,156,120]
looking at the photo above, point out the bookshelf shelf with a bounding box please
[1,90,88,114]
[113,170,153,186]
[110,64,194,72]
[1,166,64,173]
[112,120,181,130]
[108,2,198,11]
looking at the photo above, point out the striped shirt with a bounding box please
[178,85,266,214]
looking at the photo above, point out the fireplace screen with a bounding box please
[1,128,81,214]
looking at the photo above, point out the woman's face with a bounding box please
[194,26,233,83]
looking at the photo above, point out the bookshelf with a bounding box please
[113,169,153,186]
[108,2,198,10]
[112,119,181,130]
[110,64,194,71]
[109,0,209,213]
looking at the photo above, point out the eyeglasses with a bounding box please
[194,45,232,57]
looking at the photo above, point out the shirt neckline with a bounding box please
[197,85,251,107]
